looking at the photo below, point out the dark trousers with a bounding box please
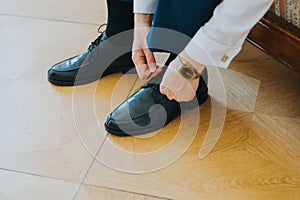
[114,0,219,52]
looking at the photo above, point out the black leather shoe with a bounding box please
[48,26,135,86]
[104,69,208,136]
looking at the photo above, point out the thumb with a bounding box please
[144,49,157,72]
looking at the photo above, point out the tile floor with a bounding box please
[1,0,300,199]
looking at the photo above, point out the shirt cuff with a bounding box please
[185,28,242,68]
[134,0,157,14]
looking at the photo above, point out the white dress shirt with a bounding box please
[134,0,274,68]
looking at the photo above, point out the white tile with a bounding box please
[0,16,104,182]
[0,0,107,25]
[0,170,78,200]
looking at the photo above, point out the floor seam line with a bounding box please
[72,75,139,199]
[72,134,109,199]
[72,76,149,199]
[83,183,174,200]
[0,167,72,183]
[126,75,139,98]
[0,13,100,25]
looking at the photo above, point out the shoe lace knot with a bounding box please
[88,24,107,51]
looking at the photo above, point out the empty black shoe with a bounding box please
[48,25,135,86]
[104,69,208,136]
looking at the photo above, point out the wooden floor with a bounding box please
[1,0,300,199]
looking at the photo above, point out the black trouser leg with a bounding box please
[105,0,134,37]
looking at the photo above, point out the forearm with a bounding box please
[134,13,154,27]
[133,0,156,27]
[132,13,157,80]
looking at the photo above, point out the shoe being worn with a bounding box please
[47,25,135,86]
[104,69,208,136]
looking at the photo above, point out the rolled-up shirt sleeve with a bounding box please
[134,0,157,13]
[185,0,274,68]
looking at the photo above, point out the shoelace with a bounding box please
[88,24,107,52]
[141,83,159,89]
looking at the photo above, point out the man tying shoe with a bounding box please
[48,0,274,136]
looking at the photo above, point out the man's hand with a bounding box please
[132,14,162,79]
[160,51,206,102]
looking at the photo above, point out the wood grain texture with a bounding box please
[1,0,300,199]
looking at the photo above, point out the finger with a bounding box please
[173,96,180,102]
[144,49,157,72]
[136,64,151,79]
[132,49,146,66]
[166,92,174,101]
[132,50,150,79]
[149,67,163,78]
[159,85,168,96]
[160,86,174,101]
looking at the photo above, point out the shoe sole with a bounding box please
[104,90,209,136]
[47,65,135,86]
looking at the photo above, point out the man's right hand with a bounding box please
[132,14,162,79]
